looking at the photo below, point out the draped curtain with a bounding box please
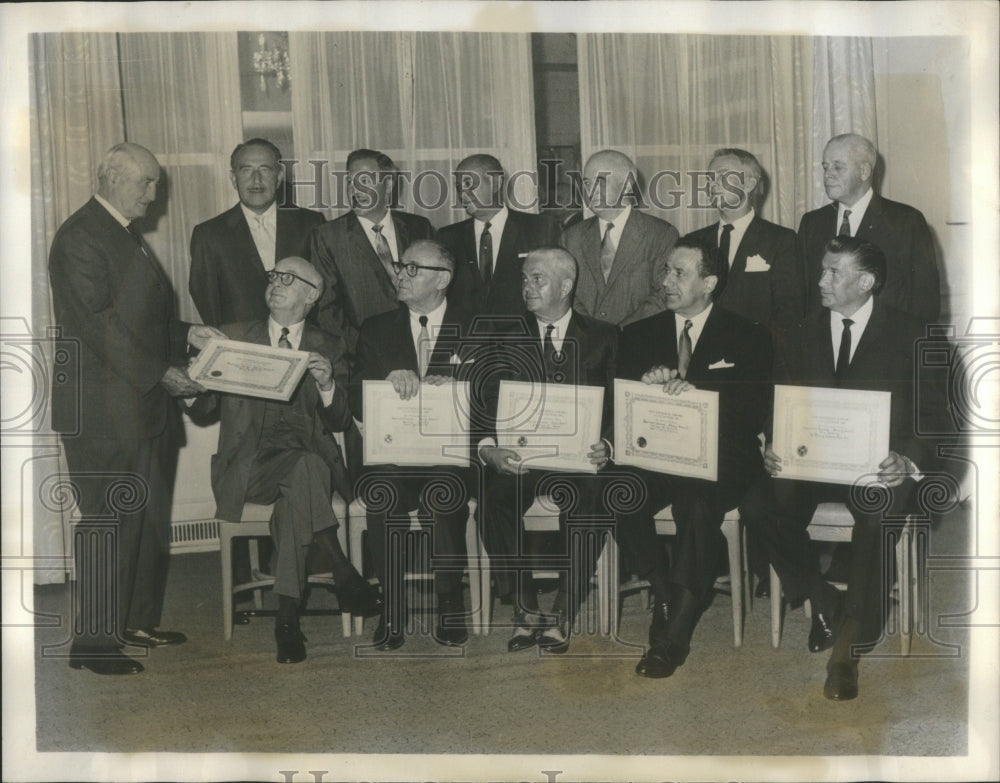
[289,32,538,226]
[578,34,877,236]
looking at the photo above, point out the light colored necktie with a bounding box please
[600,222,616,281]
[254,214,276,271]
[278,326,292,350]
[677,319,693,379]
[479,221,493,286]
[372,223,396,278]
[417,315,431,377]
[838,209,852,237]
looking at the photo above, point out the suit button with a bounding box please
[599,311,606,317]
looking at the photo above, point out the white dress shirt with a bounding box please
[409,298,448,365]
[829,295,873,365]
[269,316,335,404]
[717,209,755,268]
[598,204,631,248]
[674,302,713,355]
[242,202,278,271]
[536,306,574,353]
[474,205,509,269]
[836,187,874,237]
[358,213,399,264]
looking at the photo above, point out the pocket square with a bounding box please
[708,359,735,370]
[745,254,771,272]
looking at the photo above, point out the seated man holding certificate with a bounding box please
[351,240,477,651]
[191,256,381,664]
[742,237,940,701]
[615,238,772,679]
[479,248,618,654]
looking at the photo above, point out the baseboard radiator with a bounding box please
[170,519,221,554]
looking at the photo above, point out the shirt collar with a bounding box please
[598,204,631,240]
[721,208,755,233]
[94,193,131,229]
[838,187,874,222]
[240,200,277,227]
[476,205,508,234]
[536,307,574,349]
[832,294,874,334]
[410,298,448,329]
[674,301,714,350]
[268,316,306,349]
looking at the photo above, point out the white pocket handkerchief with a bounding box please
[708,359,735,370]
[745,254,771,272]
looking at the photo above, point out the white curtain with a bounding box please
[29,33,127,584]
[578,34,877,236]
[118,32,243,323]
[289,32,538,227]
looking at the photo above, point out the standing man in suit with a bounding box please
[439,154,561,317]
[743,237,940,700]
[685,148,801,333]
[189,138,325,326]
[563,149,679,327]
[480,248,618,654]
[49,142,224,675]
[615,238,772,679]
[798,133,940,323]
[308,148,436,356]
[195,256,382,664]
[352,240,477,650]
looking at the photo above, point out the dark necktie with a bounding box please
[278,326,292,350]
[417,315,431,377]
[718,223,734,268]
[543,323,559,381]
[372,223,395,278]
[600,222,616,281]
[838,209,852,237]
[677,319,693,379]
[479,221,493,287]
[127,223,149,257]
[835,318,854,379]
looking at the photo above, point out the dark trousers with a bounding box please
[360,467,471,606]
[615,467,745,605]
[741,475,915,660]
[245,448,339,600]
[62,429,176,650]
[483,469,604,621]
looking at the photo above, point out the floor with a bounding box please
[17,502,990,781]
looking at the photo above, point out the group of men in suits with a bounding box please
[51,131,944,701]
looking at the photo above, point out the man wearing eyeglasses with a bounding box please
[192,256,382,664]
[308,149,436,356]
[190,138,325,327]
[350,240,478,650]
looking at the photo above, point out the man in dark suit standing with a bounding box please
[615,238,772,679]
[308,149,436,356]
[439,153,561,317]
[49,142,224,675]
[798,133,940,323]
[479,248,618,654]
[685,148,801,333]
[195,256,381,664]
[743,237,941,701]
[189,138,325,326]
[562,149,679,327]
[352,240,477,650]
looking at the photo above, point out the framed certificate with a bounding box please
[188,338,310,401]
[496,380,604,474]
[772,384,892,485]
[614,378,720,481]
[363,380,470,467]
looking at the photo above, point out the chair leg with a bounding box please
[479,547,491,635]
[725,521,744,648]
[898,524,912,657]
[769,564,782,648]
[337,522,351,638]
[220,529,234,641]
[465,516,482,636]
[349,520,366,637]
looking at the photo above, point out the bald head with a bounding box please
[582,149,640,221]
[97,142,161,221]
[455,153,506,219]
[522,247,578,321]
[266,256,323,325]
[822,134,877,206]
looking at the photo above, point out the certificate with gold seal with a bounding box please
[363,380,470,467]
[188,338,310,401]
[772,384,891,485]
[496,380,604,474]
[614,379,719,481]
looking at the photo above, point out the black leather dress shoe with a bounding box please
[122,627,187,647]
[808,612,836,653]
[634,644,679,679]
[69,648,144,675]
[274,623,306,664]
[434,598,469,647]
[754,575,771,599]
[507,617,539,652]
[338,577,383,618]
[373,615,405,651]
[824,661,859,700]
[537,623,569,655]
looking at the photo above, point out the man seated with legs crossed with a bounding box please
[479,248,618,654]
[351,240,477,651]
[192,256,381,663]
[615,238,772,678]
[741,236,943,700]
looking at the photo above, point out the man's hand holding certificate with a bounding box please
[188,338,311,401]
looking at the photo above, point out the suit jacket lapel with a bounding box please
[392,211,410,261]
[731,216,761,276]
[848,300,884,373]
[227,206,266,272]
[495,212,519,277]
[348,212,397,299]
[580,218,606,293]
[857,193,885,238]
[605,211,638,291]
